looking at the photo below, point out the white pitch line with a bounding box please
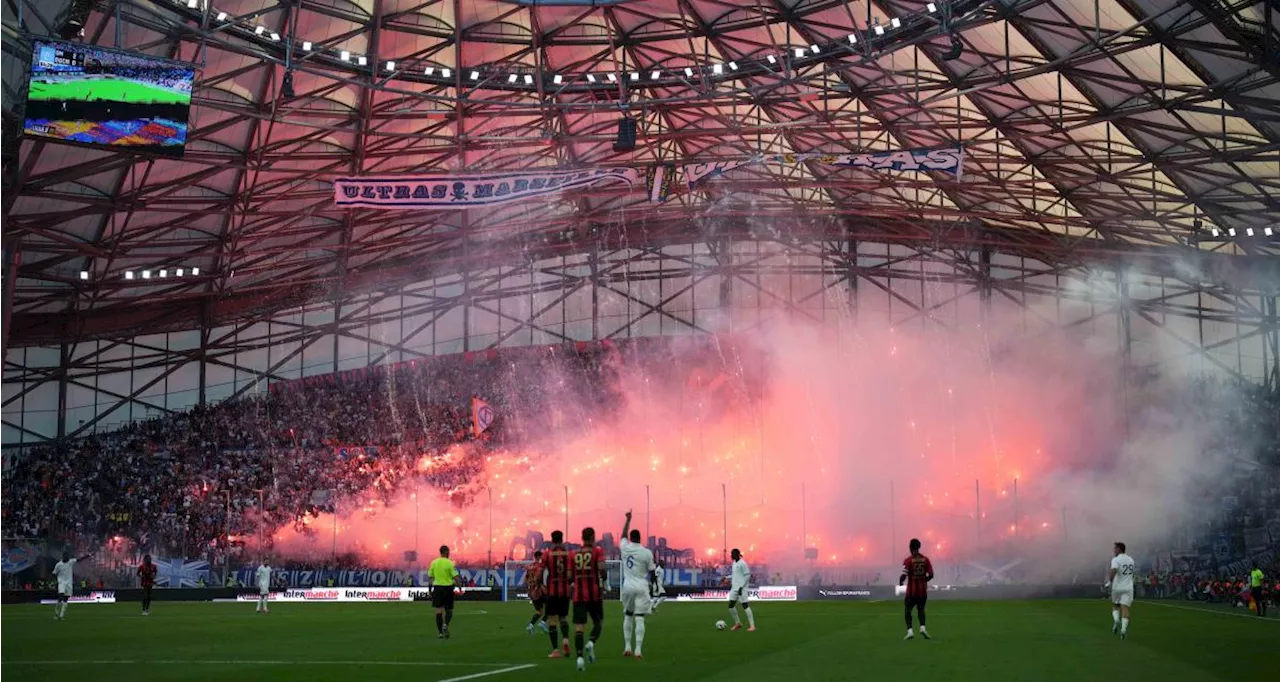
[438,664,537,682]
[8,660,525,667]
[1144,600,1279,621]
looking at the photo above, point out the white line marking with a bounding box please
[1144,600,1278,621]
[438,664,537,682]
[7,660,524,667]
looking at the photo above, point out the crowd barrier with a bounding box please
[2,583,1103,605]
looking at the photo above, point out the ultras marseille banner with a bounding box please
[333,167,642,209]
[332,147,962,210]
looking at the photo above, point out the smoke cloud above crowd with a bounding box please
[267,280,1250,580]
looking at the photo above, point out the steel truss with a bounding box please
[3,233,1276,447]
[0,0,1276,352]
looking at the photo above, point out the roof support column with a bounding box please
[978,243,992,326]
[1118,266,1133,436]
[590,242,600,341]
[1264,294,1279,394]
[1,244,18,361]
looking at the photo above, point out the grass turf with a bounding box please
[3,599,1272,682]
[29,79,189,105]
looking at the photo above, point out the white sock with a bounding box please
[745,606,755,628]
[623,615,634,651]
[1121,617,1129,634]
[920,625,928,633]
[634,616,646,655]
[906,627,914,636]
[1112,609,1120,625]
[730,608,741,625]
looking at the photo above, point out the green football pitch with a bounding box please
[3,600,1272,682]
[28,78,188,105]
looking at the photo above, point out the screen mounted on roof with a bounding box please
[22,39,195,158]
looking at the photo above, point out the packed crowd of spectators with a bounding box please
[1,338,719,565]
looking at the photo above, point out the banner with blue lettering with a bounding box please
[334,167,643,209]
[235,564,712,589]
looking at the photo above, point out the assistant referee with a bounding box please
[429,545,460,638]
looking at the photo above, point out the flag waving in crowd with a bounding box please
[471,396,496,438]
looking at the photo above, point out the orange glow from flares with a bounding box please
[264,320,1134,569]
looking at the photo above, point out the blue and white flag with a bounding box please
[334,167,643,210]
[154,558,210,587]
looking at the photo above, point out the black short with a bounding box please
[531,595,546,611]
[572,600,604,625]
[432,585,456,609]
[905,594,928,609]
[545,596,570,619]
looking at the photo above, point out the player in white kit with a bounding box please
[727,548,755,631]
[1104,541,1136,638]
[255,559,273,614]
[619,511,655,658]
[651,560,667,611]
[52,550,92,620]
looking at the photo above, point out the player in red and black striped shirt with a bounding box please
[542,531,573,658]
[525,550,550,635]
[137,554,157,616]
[570,527,607,670]
[899,538,934,640]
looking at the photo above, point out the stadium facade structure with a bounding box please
[1,0,1277,447]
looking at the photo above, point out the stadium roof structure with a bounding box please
[2,0,1278,352]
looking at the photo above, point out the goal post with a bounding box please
[502,559,623,602]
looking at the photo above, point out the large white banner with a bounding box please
[683,148,964,189]
[673,585,797,602]
[334,168,642,210]
[39,591,116,605]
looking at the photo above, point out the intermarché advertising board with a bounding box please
[232,586,494,603]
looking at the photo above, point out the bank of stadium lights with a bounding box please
[121,267,201,282]
[193,1,944,89]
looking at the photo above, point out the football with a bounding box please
[716,620,727,630]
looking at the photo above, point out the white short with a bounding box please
[259,587,270,596]
[57,584,72,598]
[1111,589,1133,607]
[620,585,652,615]
[728,586,749,605]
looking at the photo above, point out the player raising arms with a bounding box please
[1105,541,1136,638]
[727,548,756,631]
[900,538,933,640]
[137,554,157,616]
[543,531,574,658]
[571,526,607,671]
[52,550,92,621]
[526,550,550,635]
[619,511,655,659]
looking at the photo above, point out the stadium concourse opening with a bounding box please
[2,1,1278,681]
